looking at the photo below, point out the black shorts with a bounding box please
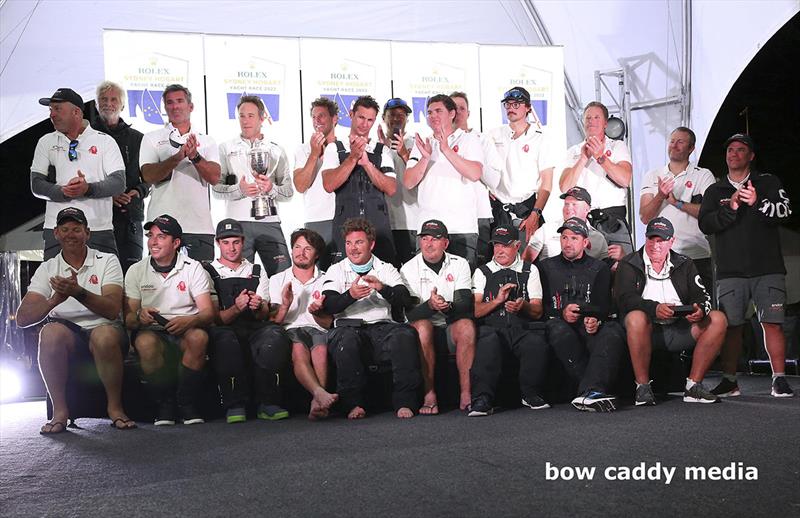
[286,327,327,350]
[652,319,696,353]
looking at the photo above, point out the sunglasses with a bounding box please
[68,140,79,161]
[168,128,185,149]
[503,89,527,100]
[385,98,408,109]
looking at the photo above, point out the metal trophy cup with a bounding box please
[248,146,277,219]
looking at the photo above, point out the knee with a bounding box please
[394,325,420,348]
[89,326,123,357]
[39,323,71,352]
[624,310,651,333]
[411,319,433,341]
[292,343,311,363]
[134,333,162,363]
[708,310,727,330]
[182,329,208,357]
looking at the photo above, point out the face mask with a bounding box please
[348,256,374,275]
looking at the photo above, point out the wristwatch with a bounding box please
[675,200,684,211]
[189,153,203,164]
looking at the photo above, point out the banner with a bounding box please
[390,42,481,137]
[103,31,206,134]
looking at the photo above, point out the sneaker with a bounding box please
[257,404,289,421]
[571,390,617,412]
[684,383,720,403]
[178,404,205,425]
[710,378,740,397]
[635,383,656,406]
[154,400,176,426]
[771,376,795,398]
[467,394,493,417]
[521,394,550,410]
[226,407,247,424]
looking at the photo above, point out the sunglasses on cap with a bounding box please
[503,89,528,100]
[68,140,79,161]
[385,98,409,109]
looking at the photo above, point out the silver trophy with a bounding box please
[248,145,277,219]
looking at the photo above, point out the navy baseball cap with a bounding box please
[39,88,84,110]
[645,217,674,239]
[383,98,412,114]
[144,214,183,238]
[557,217,589,237]
[560,186,592,205]
[216,218,245,239]
[723,133,755,151]
[56,207,88,226]
[490,224,518,245]
[418,219,449,239]
[501,87,531,104]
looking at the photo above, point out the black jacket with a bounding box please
[539,253,612,320]
[614,248,711,319]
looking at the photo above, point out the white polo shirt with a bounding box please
[472,255,543,300]
[321,256,403,324]
[565,138,631,209]
[294,142,335,223]
[213,136,292,223]
[30,122,125,231]
[209,258,270,301]
[640,162,715,259]
[124,253,212,319]
[641,252,681,324]
[400,252,472,326]
[487,124,557,204]
[27,247,123,329]
[387,136,418,231]
[409,128,483,234]
[268,266,327,331]
[139,123,220,234]
[528,218,609,261]
[469,130,500,220]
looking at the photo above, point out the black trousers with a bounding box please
[209,324,291,409]
[113,213,143,274]
[546,319,625,394]
[470,325,549,402]
[327,322,421,412]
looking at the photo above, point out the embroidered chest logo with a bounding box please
[90,146,97,155]
[453,145,459,153]
[313,290,321,300]
[605,150,612,157]
[523,144,529,153]
[685,180,693,188]
[177,281,186,292]
[89,274,99,285]
[446,273,454,282]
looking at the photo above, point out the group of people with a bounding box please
[20,81,794,434]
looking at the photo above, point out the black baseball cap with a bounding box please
[383,98,412,114]
[56,207,87,226]
[723,133,755,151]
[560,186,592,205]
[216,218,245,239]
[557,217,589,237]
[501,86,531,104]
[490,224,518,245]
[645,217,674,240]
[418,219,449,239]
[144,214,183,238]
[38,88,84,109]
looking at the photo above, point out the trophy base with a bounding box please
[251,207,279,220]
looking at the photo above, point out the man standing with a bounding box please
[468,224,549,416]
[124,214,215,425]
[405,94,483,267]
[91,81,147,273]
[293,97,339,269]
[30,88,125,260]
[699,134,794,398]
[139,84,221,261]
[560,101,633,259]
[17,207,134,433]
[321,95,397,265]
[616,217,726,405]
[538,217,625,412]
[269,228,337,420]
[321,218,421,419]
[205,218,292,423]
[639,127,716,288]
[401,220,475,413]
[214,95,292,276]
[486,87,556,243]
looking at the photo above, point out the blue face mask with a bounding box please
[349,256,374,275]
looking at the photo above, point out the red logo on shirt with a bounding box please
[90,146,97,155]
[313,290,321,299]
[453,145,459,153]
[177,281,186,292]
[523,144,529,153]
[446,273,454,282]
[89,274,98,285]
[686,181,693,188]
[605,150,612,157]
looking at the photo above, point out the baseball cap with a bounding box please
[383,98,412,114]
[645,217,674,240]
[723,133,755,151]
[144,214,183,238]
[418,219,449,239]
[501,87,531,105]
[215,218,245,239]
[560,186,592,205]
[56,207,87,226]
[490,224,518,245]
[38,88,84,109]
[557,217,589,237]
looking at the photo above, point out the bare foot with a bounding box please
[308,400,328,420]
[459,391,471,411]
[396,407,414,419]
[347,406,366,420]
[419,391,439,415]
[313,388,339,411]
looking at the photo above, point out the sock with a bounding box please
[772,372,785,381]
[723,373,737,383]
[685,378,697,390]
[636,381,651,388]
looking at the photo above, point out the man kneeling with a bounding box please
[616,217,726,405]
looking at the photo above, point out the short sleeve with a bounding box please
[294,143,310,168]
[189,263,212,297]
[527,265,543,300]
[380,146,396,177]
[639,169,660,197]
[102,136,125,175]
[200,135,220,164]
[138,133,160,168]
[102,255,124,287]
[454,259,472,291]
[27,261,53,297]
[124,262,143,301]
[472,268,487,294]
[320,142,339,172]
[30,137,52,175]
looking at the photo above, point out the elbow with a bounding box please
[15,312,34,329]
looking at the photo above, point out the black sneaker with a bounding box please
[635,383,656,406]
[154,400,176,426]
[179,404,205,425]
[710,378,740,397]
[571,390,617,412]
[771,376,794,398]
[468,394,494,417]
[683,383,720,403]
[521,394,550,410]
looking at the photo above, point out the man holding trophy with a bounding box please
[214,95,293,276]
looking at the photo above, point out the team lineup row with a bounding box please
[24,82,793,432]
